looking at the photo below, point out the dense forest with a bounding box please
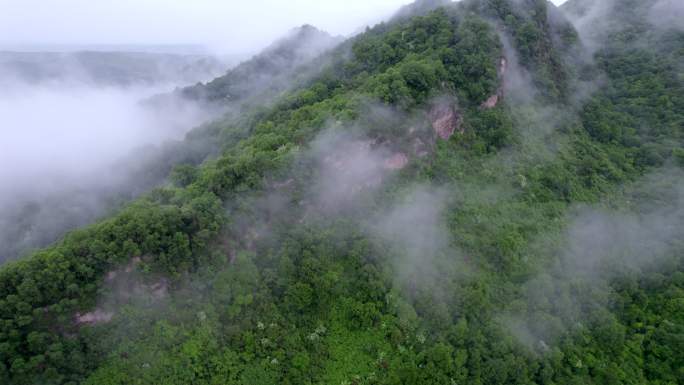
[0,0,682,384]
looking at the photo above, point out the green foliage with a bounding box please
[170,164,199,187]
[0,1,683,384]
[464,107,515,153]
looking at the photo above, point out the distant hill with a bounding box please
[0,50,226,87]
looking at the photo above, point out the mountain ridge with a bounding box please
[0,0,682,383]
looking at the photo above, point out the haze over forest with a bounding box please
[0,0,431,261]
[0,0,682,384]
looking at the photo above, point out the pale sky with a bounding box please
[0,0,568,54]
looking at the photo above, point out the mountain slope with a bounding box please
[173,25,343,108]
[0,1,682,384]
[0,26,341,263]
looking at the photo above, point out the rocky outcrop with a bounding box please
[75,309,113,325]
[384,153,409,170]
[481,57,507,109]
[75,257,169,326]
[481,94,500,109]
[429,102,463,140]
[412,137,430,157]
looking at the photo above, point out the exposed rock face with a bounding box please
[412,138,430,157]
[429,102,463,140]
[75,310,113,325]
[322,139,385,195]
[105,270,118,282]
[124,256,142,273]
[384,153,409,170]
[310,135,412,214]
[481,57,507,109]
[482,94,500,109]
[149,279,169,299]
[75,257,169,326]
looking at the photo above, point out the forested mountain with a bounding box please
[0,27,340,263]
[0,0,682,384]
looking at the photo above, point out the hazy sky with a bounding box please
[0,0,568,54]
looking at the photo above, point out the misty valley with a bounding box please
[0,49,227,261]
[0,0,682,384]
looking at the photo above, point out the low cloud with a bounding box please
[0,72,215,261]
[505,169,684,351]
[372,186,453,282]
[307,129,393,212]
[649,0,684,32]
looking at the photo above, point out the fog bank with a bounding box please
[0,55,218,261]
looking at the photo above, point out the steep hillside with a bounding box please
[0,0,682,384]
[0,27,341,263]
